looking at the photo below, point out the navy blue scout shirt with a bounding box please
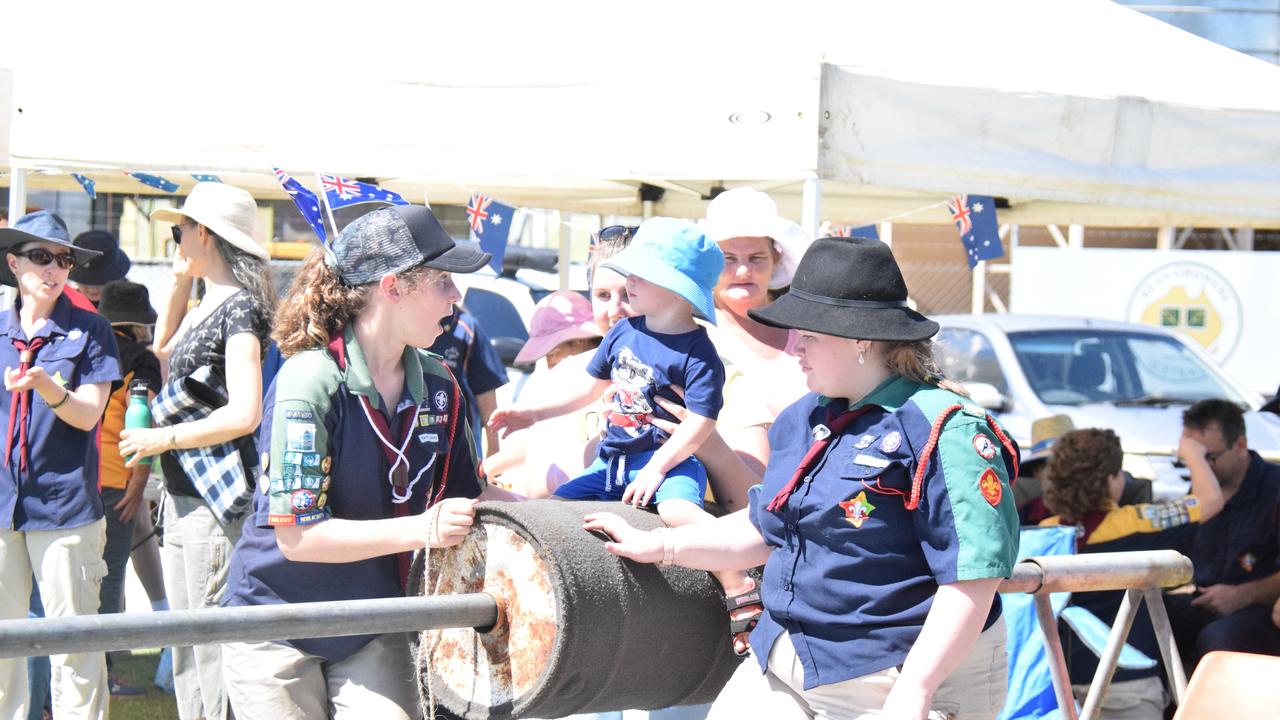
[429,306,507,442]
[585,317,724,458]
[0,293,121,531]
[223,328,485,661]
[747,376,1019,690]
[1186,452,1280,587]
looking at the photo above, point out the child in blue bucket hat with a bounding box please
[490,217,762,654]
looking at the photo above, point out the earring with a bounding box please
[857,350,866,366]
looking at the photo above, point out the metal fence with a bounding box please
[0,550,1191,720]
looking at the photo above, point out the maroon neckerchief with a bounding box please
[327,332,422,587]
[1074,509,1111,551]
[6,336,49,472]
[766,404,876,512]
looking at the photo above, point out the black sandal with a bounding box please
[725,583,764,658]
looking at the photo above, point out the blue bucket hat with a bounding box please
[602,217,724,325]
[0,211,103,287]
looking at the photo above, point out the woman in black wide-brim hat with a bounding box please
[586,236,1022,719]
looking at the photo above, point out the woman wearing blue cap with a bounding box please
[585,236,1020,719]
[490,217,761,657]
[0,211,121,719]
[220,205,519,719]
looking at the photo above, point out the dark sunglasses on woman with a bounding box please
[170,222,196,245]
[10,247,77,270]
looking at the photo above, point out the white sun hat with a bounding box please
[151,182,268,261]
[703,187,813,289]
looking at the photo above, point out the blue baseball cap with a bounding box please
[602,217,724,325]
[0,211,103,287]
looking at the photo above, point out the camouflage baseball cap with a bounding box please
[328,205,490,285]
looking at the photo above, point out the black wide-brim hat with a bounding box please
[750,235,940,342]
[69,230,132,286]
[98,279,158,326]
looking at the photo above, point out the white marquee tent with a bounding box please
[3,0,1279,229]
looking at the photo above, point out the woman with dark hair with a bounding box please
[585,236,1020,719]
[1040,428,1223,719]
[220,205,518,719]
[117,182,274,720]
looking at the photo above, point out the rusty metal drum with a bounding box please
[411,499,744,719]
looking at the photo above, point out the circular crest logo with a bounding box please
[290,489,316,512]
[434,390,449,411]
[1125,262,1242,364]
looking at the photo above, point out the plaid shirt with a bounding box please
[152,365,256,526]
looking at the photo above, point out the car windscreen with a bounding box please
[1006,329,1244,407]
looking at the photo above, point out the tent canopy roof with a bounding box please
[4,1,1279,227]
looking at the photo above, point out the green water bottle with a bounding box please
[124,380,153,466]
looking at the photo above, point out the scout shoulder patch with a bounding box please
[853,433,876,449]
[286,422,316,452]
[433,389,449,411]
[839,491,876,529]
[291,489,317,512]
[979,468,1003,507]
[972,433,998,460]
[880,431,902,453]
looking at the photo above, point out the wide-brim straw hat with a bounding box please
[750,235,938,342]
[704,187,812,289]
[151,182,269,261]
[1023,414,1077,465]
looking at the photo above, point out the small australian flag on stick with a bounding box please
[947,194,1004,269]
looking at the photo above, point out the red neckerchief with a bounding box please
[766,403,876,512]
[6,336,49,472]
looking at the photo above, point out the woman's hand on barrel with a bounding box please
[582,512,664,564]
[423,498,478,548]
[646,385,687,436]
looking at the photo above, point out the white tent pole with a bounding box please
[551,210,569,291]
[800,173,821,238]
[7,168,27,224]
[971,261,987,314]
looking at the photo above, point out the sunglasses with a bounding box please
[170,222,197,245]
[10,248,77,270]
[590,225,639,248]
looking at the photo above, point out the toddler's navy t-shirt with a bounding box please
[586,317,725,458]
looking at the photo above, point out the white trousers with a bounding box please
[708,622,1008,720]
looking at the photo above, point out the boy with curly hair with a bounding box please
[1041,428,1224,720]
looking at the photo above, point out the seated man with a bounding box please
[1164,399,1280,671]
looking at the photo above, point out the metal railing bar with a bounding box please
[1034,593,1081,720]
[1079,588,1143,720]
[1143,586,1188,703]
[0,594,497,660]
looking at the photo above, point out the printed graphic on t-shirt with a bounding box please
[607,347,656,436]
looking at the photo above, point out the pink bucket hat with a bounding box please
[515,290,603,364]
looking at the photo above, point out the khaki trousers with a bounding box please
[223,633,421,720]
[162,494,242,720]
[0,519,109,720]
[708,622,1008,720]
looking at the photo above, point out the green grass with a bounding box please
[108,649,179,720]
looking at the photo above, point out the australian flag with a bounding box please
[947,194,1004,269]
[126,172,179,193]
[191,174,221,183]
[71,173,96,199]
[466,192,514,275]
[318,174,407,210]
[831,224,879,241]
[272,168,327,243]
